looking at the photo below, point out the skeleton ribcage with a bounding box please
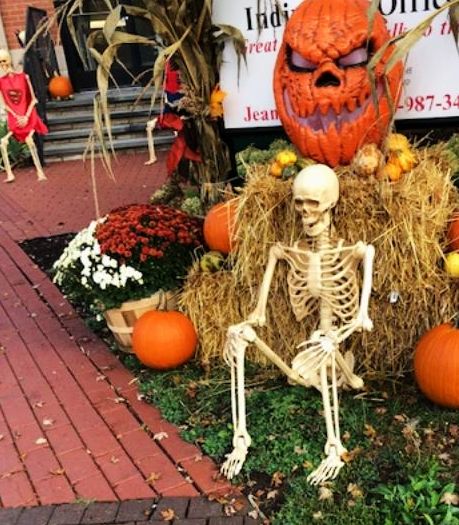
[283,245,360,325]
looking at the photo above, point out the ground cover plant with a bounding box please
[120,355,458,524]
[20,215,459,524]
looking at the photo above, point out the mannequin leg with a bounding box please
[1,131,15,182]
[25,131,46,181]
[145,118,158,165]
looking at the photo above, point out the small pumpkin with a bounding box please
[447,212,459,251]
[203,199,238,254]
[380,162,402,182]
[270,161,283,177]
[48,75,74,99]
[132,310,197,370]
[445,252,459,278]
[414,322,459,408]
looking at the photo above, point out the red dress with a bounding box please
[0,72,48,142]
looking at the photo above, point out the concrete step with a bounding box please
[44,122,150,142]
[44,132,174,158]
[46,86,157,110]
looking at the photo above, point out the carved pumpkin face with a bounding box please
[273,0,403,167]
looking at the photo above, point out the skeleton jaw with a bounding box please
[302,210,330,237]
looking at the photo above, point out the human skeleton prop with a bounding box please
[0,49,47,182]
[221,164,374,485]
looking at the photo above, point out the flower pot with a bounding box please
[103,290,178,352]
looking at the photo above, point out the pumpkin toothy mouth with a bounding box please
[283,85,383,133]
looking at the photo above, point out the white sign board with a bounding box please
[212,0,459,129]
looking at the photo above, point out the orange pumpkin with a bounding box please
[273,0,403,167]
[132,310,197,370]
[414,323,459,408]
[48,76,74,99]
[447,212,459,251]
[203,199,238,254]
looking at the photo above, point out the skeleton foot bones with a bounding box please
[220,165,374,485]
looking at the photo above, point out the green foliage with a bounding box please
[130,359,459,524]
[235,139,294,179]
[0,120,30,170]
[374,464,459,524]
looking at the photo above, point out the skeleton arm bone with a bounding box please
[332,243,375,343]
[247,243,284,327]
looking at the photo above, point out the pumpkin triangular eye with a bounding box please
[287,46,317,72]
[337,47,368,67]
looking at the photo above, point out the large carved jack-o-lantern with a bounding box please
[273,0,403,167]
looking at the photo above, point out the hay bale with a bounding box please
[181,145,459,376]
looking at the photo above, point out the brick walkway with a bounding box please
[0,153,242,516]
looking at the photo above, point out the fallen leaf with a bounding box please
[347,483,364,499]
[110,456,120,464]
[0,434,4,441]
[137,393,145,401]
[248,510,259,519]
[441,492,459,505]
[294,445,307,455]
[363,424,377,439]
[153,432,169,441]
[114,397,126,404]
[95,374,106,382]
[449,424,459,438]
[342,431,351,442]
[438,452,452,464]
[186,382,198,399]
[267,489,278,500]
[146,472,162,483]
[194,455,203,462]
[393,414,407,423]
[35,437,47,445]
[160,508,176,521]
[33,401,45,408]
[318,486,333,502]
[313,511,324,520]
[271,471,285,487]
[50,468,65,476]
[375,407,387,415]
[342,447,363,464]
[42,418,55,427]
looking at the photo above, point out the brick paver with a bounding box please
[0,498,260,524]
[0,151,234,511]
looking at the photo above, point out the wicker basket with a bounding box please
[103,290,178,352]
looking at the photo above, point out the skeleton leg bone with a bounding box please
[25,131,46,181]
[221,324,253,479]
[145,118,158,165]
[222,324,311,479]
[307,357,346,485]
[1,131,14,182]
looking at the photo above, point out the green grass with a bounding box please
[121,355,459,524]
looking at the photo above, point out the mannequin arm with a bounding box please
[247,243,283,327]
[24,75,38,119]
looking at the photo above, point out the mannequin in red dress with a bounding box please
[0,49,47,182]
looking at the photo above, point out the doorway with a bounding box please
[54,0,157,91]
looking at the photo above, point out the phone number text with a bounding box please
[397,94,459,113]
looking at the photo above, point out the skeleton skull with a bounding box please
[293,164,339,237]
[0,49,12,73]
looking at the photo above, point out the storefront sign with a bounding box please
[212,0,459,128]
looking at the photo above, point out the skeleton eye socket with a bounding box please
[295,198,320,209]
[288,47,317,72]
[337,47,368,68]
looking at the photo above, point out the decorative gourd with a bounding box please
[273,0,403,167]
[132,310,197,370]
[445,252,459,278]
[203,199,238,254]
[414,322,459,408]
[351,144,383,177]
[48,76,74,99]
[447,213,459,251]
